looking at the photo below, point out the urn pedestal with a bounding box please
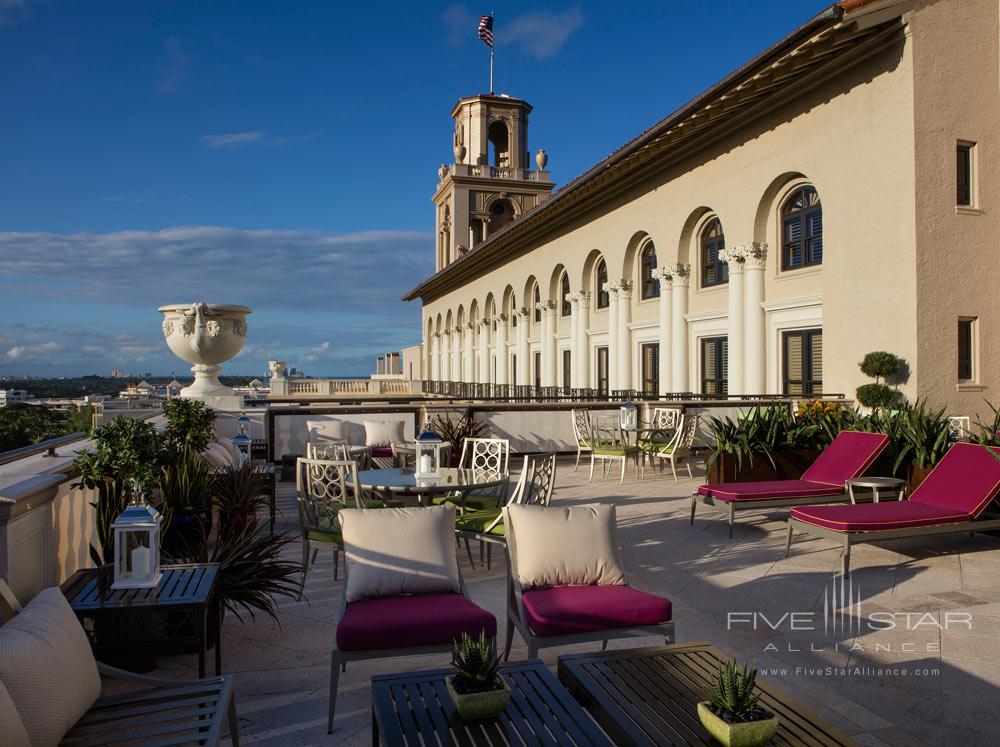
[159,303,252,410]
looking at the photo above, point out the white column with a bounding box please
[743,243,768,394]
[607,283,620,392]
[442,330,452,381]
[430,334,440,381]
[577,291,591,389]
[495,315,509,385]
[451,326,462,381]
[463,322,474,382]
[617,280,633,392]
[568,294,580,387]
[478,320,490,384]
[652,268,673,395]
[670,264,690,391]
[516,309,530,386]
[541,302,557,387]
[720,247,746,395]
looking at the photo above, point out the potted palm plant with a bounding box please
[430,411,488,466]
[445,632,511,719]
[697,660,778,747]
[158,447,216,559]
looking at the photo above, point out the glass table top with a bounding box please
[357,467,504,493]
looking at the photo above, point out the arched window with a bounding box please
[782,186,822,270]
[701,218,727,287]
[596,259,609,309]
[510,294,517,327]
[533,284,541,323]
[640,242,659,299]
[560,273,571,317]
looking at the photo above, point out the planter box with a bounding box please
[706,450,819,484]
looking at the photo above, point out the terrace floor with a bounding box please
[155,456,1000,745]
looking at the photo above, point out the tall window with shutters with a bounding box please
[533,351,541,388]
[782,329,823,395]
[641,343,659,395]
[958,318,977,382]
[781,186,822,271]
[596,347,609,395]
[701,218,727,287]
[562,349,572,390]
[560,273,571,317]
[640,242,660,299]
[595,259,609,309]
[701,336,728,396]
[533,285,541,323]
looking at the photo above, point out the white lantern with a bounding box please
[414,429,444,478]
[112,482,162,590]
[620,402,638,431]
[232,410,252,466]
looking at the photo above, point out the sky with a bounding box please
[0,0,821,378]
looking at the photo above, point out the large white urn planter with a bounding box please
[159,303,252,399]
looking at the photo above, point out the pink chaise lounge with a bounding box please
[786,442,1000,575]
[692,430,890,537]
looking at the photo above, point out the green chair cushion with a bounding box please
[431,495,502,511]
[364,498,406,508]
[644,445,691,456]
[455,510,505,536]
[307,529,342,543]
[593,446,640,456]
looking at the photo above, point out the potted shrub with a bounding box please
[893,401,951,491]
[697,660,778,747]
[162,398,217,455]
[445,632,511,719]
[856,351,901,411]
[430,411,488,466]
[212,461,271,547]
[158,447,216,559]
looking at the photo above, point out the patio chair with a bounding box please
[785,442,1000,575]
[692,430,890,538]
[589,417,641,485]
[502,503,674,661]
[947,415,971,442]
[0,581,238,746]
[455,453,557,569]
[328,506,496,732]
[571,409,595,471]
[433,437,510,512]
[640,414,700,482]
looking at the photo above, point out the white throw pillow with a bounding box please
[204,442,234,469]
[504,503,627,589]
[364,420,405,448]
[0,587,101,745]
[339,506,460,602]
[307,418,348,444]
[0,679,29,747]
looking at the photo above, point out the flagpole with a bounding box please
[489,11,495,93]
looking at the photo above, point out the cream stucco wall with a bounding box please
[420,3,995,412]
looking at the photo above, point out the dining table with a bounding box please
[357,466,505,507]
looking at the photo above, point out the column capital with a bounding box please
[515,307,530,321]
[740,241,768,270]
[617,279,633,300]
[479,318,490,328]
[496,312,508,323]
[577,290,591,309]
[465,322,475,330]
[651,267,672,284]
[664,263,691,287]
[719,247,747,275]
[536,299,556,314]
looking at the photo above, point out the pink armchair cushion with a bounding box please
[909,443,1000,516]
[790,500,969,532]
[697,480,841,503]
[800,431,889,486]
[370,446,394,458]
[335,593,496,651]
[521,585,671,638]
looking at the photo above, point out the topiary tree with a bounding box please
[856,351,900,409]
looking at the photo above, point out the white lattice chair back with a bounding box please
[674,414,700,449]
[650,407,682,431]
[295,457,362,530]
[948,416,971,441]
[592,417,628,449]
[460,438,510,479]
[307,441,351,461]
[571,409,593,444]
[511,453,557,507]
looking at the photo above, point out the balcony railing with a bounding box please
[270,378,420,397]
[445,163,551,183]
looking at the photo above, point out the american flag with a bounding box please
[478,14,494,48]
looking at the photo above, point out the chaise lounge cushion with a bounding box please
[505,504,626,589]
[799,431,890,486]
[0,587,101,746]
[907,442,1000,516]
[521,585,672,637]
[335,593,496,651]
[790,501,969,532]
[338,506,461,602]
[698,480,842,503]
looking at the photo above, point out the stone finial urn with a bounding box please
[535,149,548,169]
[454,144,467,162]
[159,303,251,398]
[268,359,286,380]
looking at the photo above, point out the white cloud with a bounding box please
[200,131,266,149]
[442,4,474,47]
[0,0,29,28]
[302,341,332,364]
[155,37,190,94]
[502,8,583,59]
[4,341,63,362]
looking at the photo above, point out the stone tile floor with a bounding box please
[156,456,1000,745]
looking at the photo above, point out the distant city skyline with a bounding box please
[0,0,816,376]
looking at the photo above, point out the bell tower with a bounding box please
[433,94,555,271]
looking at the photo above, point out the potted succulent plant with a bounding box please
[445,632,511,719]
[430,411,488,466]
[697,660,778,747]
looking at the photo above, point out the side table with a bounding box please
[846,476,906,504]
[61,563,222,677]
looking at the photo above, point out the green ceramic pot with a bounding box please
[445,675,512,720]
[697,702,779,747]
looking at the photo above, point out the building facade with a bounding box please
[406,0,999,417]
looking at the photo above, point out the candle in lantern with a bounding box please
[131,546,151,580]
[419,453,433,475]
